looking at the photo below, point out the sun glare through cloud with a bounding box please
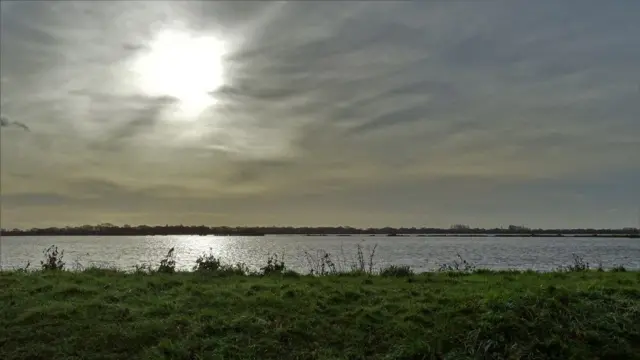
[130,29,227,118]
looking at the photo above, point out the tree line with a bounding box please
[1,223,638,237]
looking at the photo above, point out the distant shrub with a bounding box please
[380,265,414,277]
[157,247,176,274]
[134,264,153,274]
[261,254,286,275]
[610,265,627,272]
[193,250,223,272]
[438,254,476,273]
[41,245,65,271]
[191,249,250,276]
[283,270,301,278]
[558,254,590,272]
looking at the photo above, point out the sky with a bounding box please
[1,1,639,229]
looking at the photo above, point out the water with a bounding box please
[1,235,639,272]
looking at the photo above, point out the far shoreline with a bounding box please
[1,232,638,238]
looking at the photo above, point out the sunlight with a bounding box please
[130,29,227,117]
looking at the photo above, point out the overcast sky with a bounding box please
[1,1,639,229]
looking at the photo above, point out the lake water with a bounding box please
[1,235,639,272]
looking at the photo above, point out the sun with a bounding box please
[130,29,227,116]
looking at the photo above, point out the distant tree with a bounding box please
[507,225,531,232]
[450,224,470,231]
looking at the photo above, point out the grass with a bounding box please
[0,248,639,359]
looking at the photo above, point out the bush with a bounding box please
[157,248,176,274]
[193,250,223,272]
[380,265,414,277]
[261,254,286,275]
[610,265,627,272]
[41,245,65,271]
[193,253,250,276]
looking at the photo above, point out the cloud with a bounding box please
[0,115,30,131]
[1,1,639,228]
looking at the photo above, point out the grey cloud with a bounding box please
[221,159,296,186]
[64,92,180,150]
[211,83,301,104]
[103,96,178,143]
[0,115,30,131]
[121,42,147,52]
[1,1,640,228]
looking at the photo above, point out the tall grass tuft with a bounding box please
[302,243,378,275]
[41,245,65,271]
[438,253,476,273]
[157,248,176,274]
[302,250,339,275]
[557,254,590,272]
[353,243,378,274]
[261,254,286,275]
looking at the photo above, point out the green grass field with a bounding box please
[1,267,639,360]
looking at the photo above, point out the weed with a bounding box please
[261,254,286,275]
[303,243,379,276]
[438,253,476,273]
[352,243,377,274]
[157,247,176,274]
[303,250,340,275]
[40,245,65,271]
[558,254,590,272]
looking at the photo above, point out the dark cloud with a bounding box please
[0,115,30,131]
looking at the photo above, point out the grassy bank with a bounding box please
[1,268,639,360]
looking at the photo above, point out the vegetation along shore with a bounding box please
[1,246,639,360]
[1,223,639,237]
